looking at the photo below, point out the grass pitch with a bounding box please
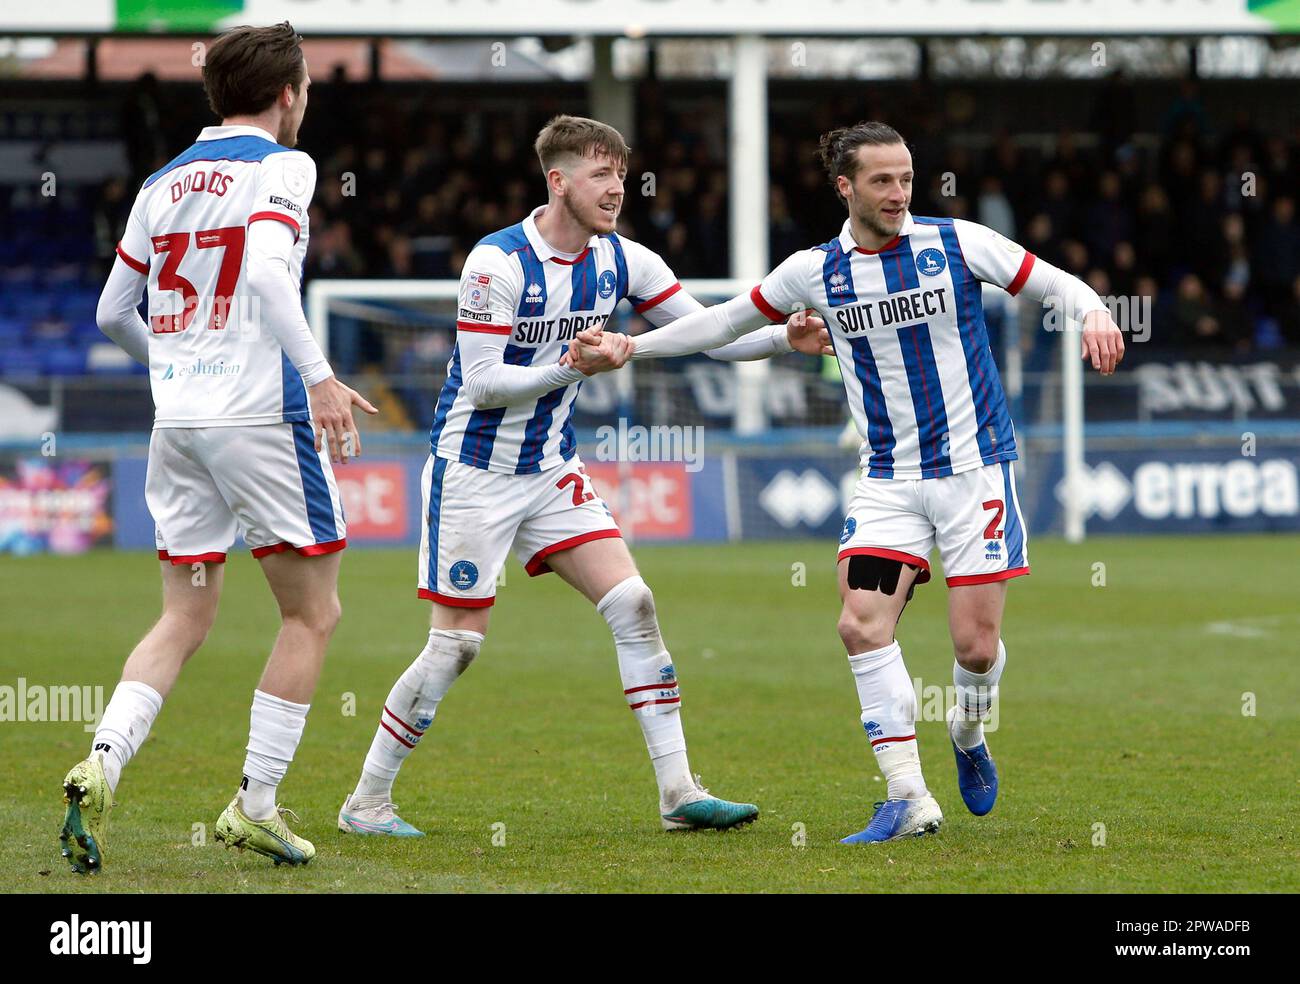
[2,536,1296,893]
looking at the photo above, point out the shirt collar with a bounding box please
[838,210,915,254]
[198,123,279,144]
[524,204,595,263]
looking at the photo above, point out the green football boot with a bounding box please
[214,799,316,866]
[61,753,113,874]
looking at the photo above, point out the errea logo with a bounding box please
[828,272,850,293]
[525,282,544,302]
[49,914,151,964]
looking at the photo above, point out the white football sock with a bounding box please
[240,689,310,820]
[354,628,483,800]
[951,639,1006,750]
[598,576,694,808]
[91,680,164,794]
[847,641,927,800]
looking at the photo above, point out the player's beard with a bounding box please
[856,200,905,240]
[565,193,616,235]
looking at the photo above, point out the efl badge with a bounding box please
[465,273,492,311]
[283,159,310,198]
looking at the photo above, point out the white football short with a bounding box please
[838,460,1029,586]
[417,453,622,607]
[147,422,347,564]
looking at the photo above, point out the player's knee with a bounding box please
[598,575,660,643]
[283,593,342,638]
[319,594,343,636]
[837,609,895,655]
[952,624,1000,672]
[160,604,216,655]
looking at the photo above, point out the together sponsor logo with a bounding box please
[49,914,151,964]
[267,195,302,215]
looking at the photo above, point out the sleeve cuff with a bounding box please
[299,363,334,387]
[772,322,794,354]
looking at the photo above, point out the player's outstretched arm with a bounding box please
[956,219,1124,376]
[630,277,827,361]
[1018,260,1125,376]
[704,311,832,361]
[627,291,772,361]
[95,255,151,365]
[458,328,587,408]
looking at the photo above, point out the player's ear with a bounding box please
[547,166,567,198]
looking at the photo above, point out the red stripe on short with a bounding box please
[250,539,347,559]
[628,697,682,710]
[837,547,933,585]
[633,282,682,313]
[158,550,227,565]
[525,529,622,576]
[946,566,1031,587]
[379,720,415,749]
[418,589,496,607]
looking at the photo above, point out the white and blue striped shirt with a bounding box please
[431,206,687,474]
[754,213,1032,480]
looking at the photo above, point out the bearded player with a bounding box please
[574,121,1125,842]
[337,115,827,836]
[65,22,376,872]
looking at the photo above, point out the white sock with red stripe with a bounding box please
[847,641,927,801]
[353,628,483,800]
[239,689,310,820]
[91,680,164,794]
[597,576,694,808]
[951,639,1006,750]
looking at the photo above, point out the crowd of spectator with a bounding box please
[75,74,1300,359]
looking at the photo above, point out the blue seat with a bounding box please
[0,348,44,377]
[12,295,56,321]
[58,290,100,321]
[73,319,104,343]
[43,346,87,376]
